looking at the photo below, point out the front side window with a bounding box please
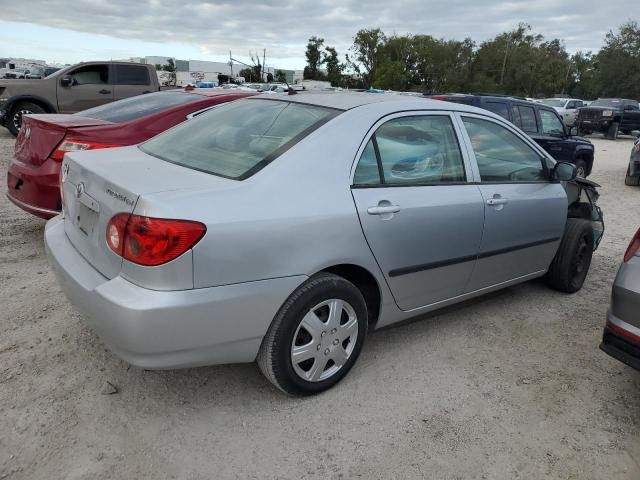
[540,110,565,136]
[115,65,150,85]
[462,117,546,183]
[141,99,338,180]
[354,115,465,185]
[485,102,509,120]
[69,65,109,85]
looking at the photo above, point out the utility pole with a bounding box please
[499,35,511,86]
[229,50,233,82]
[262,48,266,82]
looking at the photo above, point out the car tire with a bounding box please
[574,159,588,178]
[257,273,368,396]
[7,102,45,136]
[546,218,594,293]
[625,166,640,186]
[606,121,619,140]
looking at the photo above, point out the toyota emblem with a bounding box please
[75,182,85,198]
[61,163,70,182]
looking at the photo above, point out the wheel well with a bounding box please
[9,97,55,114]
[321,264,381,327]
[575,151,593,175]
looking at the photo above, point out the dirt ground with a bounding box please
[0,127,639,480]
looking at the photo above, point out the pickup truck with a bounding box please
[0,61,160,136]
[576,98,640,140]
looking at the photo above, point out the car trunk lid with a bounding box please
[14,114,114,167]
[61,145,232,279]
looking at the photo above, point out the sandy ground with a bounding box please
[0,127,639,480]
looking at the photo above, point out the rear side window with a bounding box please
[115,65,150,85]
[485,102,509,120]
[353,115,465,185]
[78,91,201,123]
[141,99,339,180]
[515,106,538,133]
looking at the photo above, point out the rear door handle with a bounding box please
[99,89,111,94]
[367,205,401,215]
[486,198,508,206]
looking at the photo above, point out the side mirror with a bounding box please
[552,161,577,181]
[60,75,73,87]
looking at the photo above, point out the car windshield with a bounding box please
[590,99,623,107]
[140,99,339,180]
[540,99,566,108]
[77,91,202,123]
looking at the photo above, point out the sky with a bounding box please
[0,0,636,70]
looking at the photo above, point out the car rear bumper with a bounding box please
[600,311,640,371]
[45,216,306,369]
[7,157,61,219]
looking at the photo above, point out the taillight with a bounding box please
[623,228,640,263]
[106,214,206,266]
[51,138,121,162]
[607,320,640,344]
[431,96,449,101]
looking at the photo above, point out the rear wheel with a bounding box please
[625,165,640,186]
[7,102,45,136]
[546,219,594,293]
[257,273,368,396]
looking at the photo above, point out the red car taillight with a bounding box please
[51,138,122,162]
[106,214,206,266]
[607,320,640,344]
[623,228,640,263]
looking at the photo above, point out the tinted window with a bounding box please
[566,101,576,109]
[517,106,537,133]
[462,117,546,182]
[116,65,150,85]
[69,65,109,85]
[353,139,380,185]
[374,116,465,185]
[78,91,202,123]
[141,99,338,180]
[485,102,509,120]
[540,110,565,136]
[591,99,623,108]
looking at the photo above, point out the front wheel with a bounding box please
[574,159,588,178]
[625,166,640,186]
[546,219,594,293]
[257,273,368,396]
[7,101,46,136]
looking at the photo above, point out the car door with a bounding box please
[57,64,114,112]
[351,112,485,311]
[457,113,567,291]
[536,108,573,163]
[113,64,154,101]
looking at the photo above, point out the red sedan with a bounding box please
[6,89,254,219]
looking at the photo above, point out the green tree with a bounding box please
[593,21,640,99]
[323,46,344,85]
[275,70,287,82]
[304,36,325,79]
[350,28,387,86]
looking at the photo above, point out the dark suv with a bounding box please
[431,94,596,177]
[576,98,640,140]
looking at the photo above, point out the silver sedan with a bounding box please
[45,93,602,395]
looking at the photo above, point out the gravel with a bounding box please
[1,127,639,479]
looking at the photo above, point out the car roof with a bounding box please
[249,91,493,114]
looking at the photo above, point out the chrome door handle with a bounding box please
[486,198,508,206]
[367,205,401,215]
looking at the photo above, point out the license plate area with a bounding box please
[76,203,98,236]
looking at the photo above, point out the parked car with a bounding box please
[431,94,595,177]
[625,135,640,186]
[7,89,254,219]
[45,93,604,395]
[25,67,61,80]
[3,69,30,79]
[576,98,640,140]
[539,98,585,126]
[0,61,160,136]
[600,227,640,371]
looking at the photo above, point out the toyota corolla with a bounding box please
[45,93,604,395]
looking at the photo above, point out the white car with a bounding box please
[540,98,585,127]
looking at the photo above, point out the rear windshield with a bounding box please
[540,99,566,108]
[77,91,201,123]
[140,99,339,180]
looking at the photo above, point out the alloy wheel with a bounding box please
[12,109,32,131]
[290,299,359,382]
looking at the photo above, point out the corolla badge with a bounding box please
[75,182,85,198]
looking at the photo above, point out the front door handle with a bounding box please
[367,205,401,215]
[99,89,111,95]
[486,197,508,206]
